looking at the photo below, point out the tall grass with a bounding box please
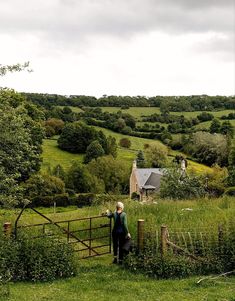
[3,196,234,241]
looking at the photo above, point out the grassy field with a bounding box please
[2,197,234,239]
[93,126,165,150]
[98,107,234,120]
[171,110,235,119]
[194,119,235,130]
[41,127,212,174]
[41,139,83,171]
[1,198,235,301]
[4,255,235,301]
[100,106,161,120]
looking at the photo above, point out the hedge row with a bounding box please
[30,193,125,208]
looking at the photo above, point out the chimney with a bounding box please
[132,160,137,170]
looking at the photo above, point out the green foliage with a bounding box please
[209,118,221,133]
[32,193,70,207]
[0,62,32,76]
[0,88,44,207]
[119,137,131,148]
[125,250,221,279]
[131,192,140,200]
[74,193,96,207]
[125,219,235,278]
[51,164,66,181]
[197,112,214,122]
[224,186,235,196]
[66,162,105,193]
[220,120,234,138]
[58,121,99,153]
[24,174,65,200]
[184,131,229,166]
[83,140,105,163]
[160,168,205,199]
[87,156,129,194]
[136,150,146,168]
[106,136,118,158]
[145,143,168,168]
[44,118,64,137]
[0,233,77,282]
[205,165,228,197]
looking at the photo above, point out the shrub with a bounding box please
[131,192,140,201]
[31,193,70,207]
[0,233,77,282]
[184,131,229,166]
[125,250,214,279]
[145,143,168,168]
[74,193,96,207]
[224,186,235,196]
[83,140,105,163]
[160,168,205,199]
[24,174,65,200]
[119,138,131,148]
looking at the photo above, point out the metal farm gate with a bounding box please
[14,207,112,259]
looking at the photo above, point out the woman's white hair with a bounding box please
[116,201,124,210]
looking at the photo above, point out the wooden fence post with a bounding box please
[161,225,168,256]
[137,219,145,252]
[3,222,12,237]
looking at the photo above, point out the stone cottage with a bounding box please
[129,160,165,201]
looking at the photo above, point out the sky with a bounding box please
[0,0,234,97]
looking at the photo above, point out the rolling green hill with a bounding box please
[41,139,83,172]
[41,128,212,174]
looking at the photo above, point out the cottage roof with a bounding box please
[135,168,164,189]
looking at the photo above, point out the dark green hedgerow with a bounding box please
[0,232,77,282]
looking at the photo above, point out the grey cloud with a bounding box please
[194,34,235,61]
[0,0,234,52]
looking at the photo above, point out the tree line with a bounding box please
[23,92,235,111]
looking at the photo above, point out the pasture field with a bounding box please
[1,198,235,301]
[97,107,234,120]
[5,256,235,301]
[99,106,161,119]
[93,126,165,150]
[194,119,235,130]
[41,128,212,174]
[171,109,235,119]
[41,139,83,171]
[2,197,234,239]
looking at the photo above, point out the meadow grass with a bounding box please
[1,198,235,301]
[4,255,235,301]
[2,197,234,240]
[194,119,235,130]
[171,109,235,119]
[99,106,161,120]
[93,126,165,151]
[57,106,83,113]
[41,129,212,174]
[96,107,234,120]
[41,139,83,171]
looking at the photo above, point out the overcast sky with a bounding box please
[0,0,234,97]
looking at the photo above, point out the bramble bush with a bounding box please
[125,246,220,279]
[124,220,235,278]
[0,232,77,282]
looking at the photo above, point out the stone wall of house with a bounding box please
[129,169,139,197]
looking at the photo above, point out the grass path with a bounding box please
[6,256,235,301]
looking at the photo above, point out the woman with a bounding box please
[107,202,131,264]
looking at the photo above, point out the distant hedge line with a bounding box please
[29,193,126,208]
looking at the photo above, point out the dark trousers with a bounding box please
[112,232,126,261]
